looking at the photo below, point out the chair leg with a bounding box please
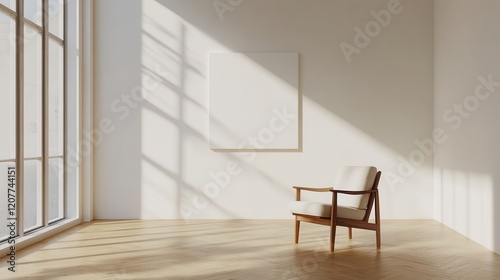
[330,221,336,252]
[330,192,338,252]
[375,191,381,248]
[348,227,352,239]
[294,217,300,244]
[376,227,381,248]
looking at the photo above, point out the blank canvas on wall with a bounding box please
[209,53,299,150]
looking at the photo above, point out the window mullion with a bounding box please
[16,0,25,238]
[63,0,67,221]
[42,0,50,227]
[48,32,63,45]
[0,3,16,18]
[24,18,42,33]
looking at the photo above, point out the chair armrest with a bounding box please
[330,189,377,195]
[293,186,332,192]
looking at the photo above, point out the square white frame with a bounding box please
[209,53,299,150]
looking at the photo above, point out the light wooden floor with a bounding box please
[1,220,499,279]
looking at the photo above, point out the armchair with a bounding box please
[288,166,381,252]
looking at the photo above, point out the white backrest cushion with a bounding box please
[334,166,378,209]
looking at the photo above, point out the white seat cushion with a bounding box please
[334,166,378,209]
[289,201,366,220]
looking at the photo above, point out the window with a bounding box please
[0,0,68,242]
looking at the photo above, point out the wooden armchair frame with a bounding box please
[292,171,382,252]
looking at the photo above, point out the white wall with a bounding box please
[94,0,434,219]
[434,0,500,254]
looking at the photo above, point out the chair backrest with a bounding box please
[334,166,378,209]
[363,171,381,221]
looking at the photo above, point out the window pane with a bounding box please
[24,0,41,26]
[48,39,64,222]
[0,162,16,241]
[24,26,42,158]
[24,160,42,231]
[48,158,63,222]
[0,12,15,161]
[49,39,63,157]
[0,0,15,11]
[49,0,63,39]
[0,11,15,243]
[24,26,42,232]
